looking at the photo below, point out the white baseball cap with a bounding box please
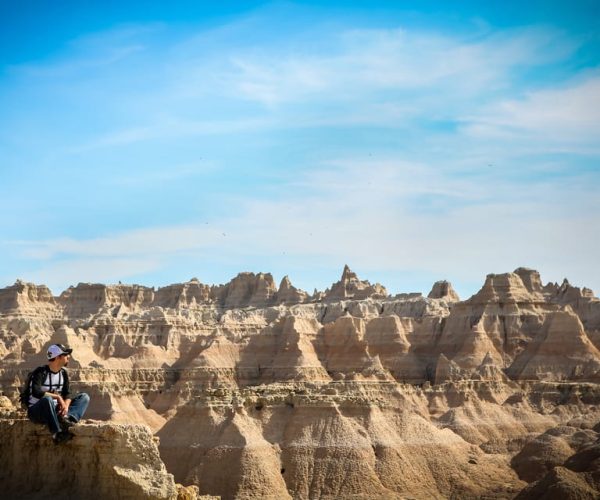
[47,344,73,360]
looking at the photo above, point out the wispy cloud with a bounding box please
[20,225,224,260]
[463,73,600,150]
[7,20,581,147]
[220,26,577,106]
[11,156,600,294]
[69,117,275,151]
[19,257,162,290]
[107,162,216,186]
[6,24,162,77]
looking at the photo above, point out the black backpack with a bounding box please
[19,366,47,410]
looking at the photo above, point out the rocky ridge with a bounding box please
[0,266,599,499]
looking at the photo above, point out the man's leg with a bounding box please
[67,393,90,423]
[27,396,61,434]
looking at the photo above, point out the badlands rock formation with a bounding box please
[0,419,180,499]
[0,266,599,499]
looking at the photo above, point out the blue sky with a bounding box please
[1,1,599,299]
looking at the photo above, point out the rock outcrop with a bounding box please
[276,276,309,304]
[0,280,57,313]
[0,420,181,499]
[514,428,600,499]
[323,265,388,301]
[507,307,600,381]
[466,271,544,304]
[428,280,460,301]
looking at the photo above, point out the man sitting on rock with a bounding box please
[26,343,90,444]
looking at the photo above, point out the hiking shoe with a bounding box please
[58,415,76,430]
[53,430,74,445]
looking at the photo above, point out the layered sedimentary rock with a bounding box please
[0,419,183,499]
[507,307,600,381]
[323,265,388,301]
[428,280,460,302]
[1,266,600,498]
[276,276,309,304]
[0,280,57,313]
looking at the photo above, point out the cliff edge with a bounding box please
[0,419,203,500]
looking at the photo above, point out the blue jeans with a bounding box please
[27,393,90,434]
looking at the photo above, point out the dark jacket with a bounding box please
[28,365,71,406]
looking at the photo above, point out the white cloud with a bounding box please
[21,225,224,260]
[9,19,585,154]
[68,117,275,151]
[10,43,147,79]
[8,24,162,78]
[14,157,598,295]
[19,257,161,293]
[464,74,600,148]
[107,162,216,186]
[217,171,600,296]
[221,26,576,106]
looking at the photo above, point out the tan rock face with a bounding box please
[153,280,212,309]
[0,280,56,310]
[222,272,277,308]
[507,307,600,381]
[467,272,544,304]
[1,266,600,498]
[515,465,599,500]
[157,386,524,499]
[511,424,599,484]
[276,276,309,304]
[428,280,460,301]
[0,420,179,500]
[434,353,466,384]
[323,265,388,301]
